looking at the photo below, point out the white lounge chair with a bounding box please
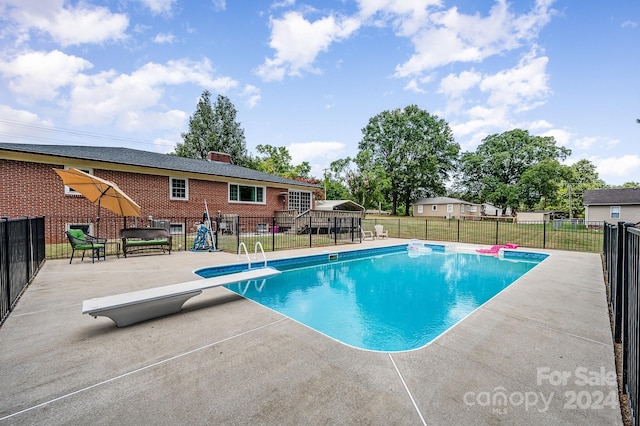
[374,224,388,239]
[361,228,374,240]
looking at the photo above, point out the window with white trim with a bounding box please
[170,177,188,200]
[417,205,423,214]
[229,183,265,203]
[64,166,93,195]
[460,205,464,213]
[66,222,94,235]
[288,190,311,212]
[610,206,621,219]
[470,205,477,212]
[447,204,453,213]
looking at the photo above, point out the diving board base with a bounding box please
[82,267,281,327]
[85,290,203,327]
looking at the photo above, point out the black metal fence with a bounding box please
[42,215,604,260]
[1,216,46,326]
[362,218,603,252]
[603,221,639,425]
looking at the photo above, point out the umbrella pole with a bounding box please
[96,200,101,239]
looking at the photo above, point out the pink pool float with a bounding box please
[476,243,519,255]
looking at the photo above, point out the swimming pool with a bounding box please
[196,244,548,352]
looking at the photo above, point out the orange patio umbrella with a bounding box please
[54,168,141,236]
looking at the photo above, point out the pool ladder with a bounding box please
[237,278,267,295]
[238,241,267,269]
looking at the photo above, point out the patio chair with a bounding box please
[66,229,106,264]
[361,227,374,240]
[374,224,388,239]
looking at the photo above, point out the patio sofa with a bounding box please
[120,227,172,257]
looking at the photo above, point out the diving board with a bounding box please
[82,267,281,327]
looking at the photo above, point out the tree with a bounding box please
[254,144,311,180]
[516,160,567,210]
[456,129,571,210]
[545,159,606,218]
[174,91,249,165]
[328,157,386,207]
[357,105,459,215]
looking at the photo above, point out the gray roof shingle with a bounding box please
[583,188,640,205]
[0,143,317,188]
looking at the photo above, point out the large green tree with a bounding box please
[545,159,606,218]
[328,157,386,207]
[254,144,311,180]
[357,105,459,215]
[174,91,249,165]
[456,129,571,210]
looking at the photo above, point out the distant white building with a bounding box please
[412,197,481,219]
[481,203,503,217]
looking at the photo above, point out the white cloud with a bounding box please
[357,0,440,35]
[593,155,640,181]
[0,105,55,142]
[241,84,261,108]
[438,69,482,98]
[118,109,187,132]
[271,0,296,9]
[211,0,226,12]
[153,33,176,44]
[255,11,361,81]
[479,50,550,110]
[68,58,238,130]
[393,0,554,77]
[527,119,553,131]
[138,0,177,15]
[404,79,426,93]
[288,140,347,177]
[539,127,571,145]
[0,50,92,100]
[621,20,638,29]
[2,0,129,46]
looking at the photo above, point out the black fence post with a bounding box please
[495,220,499,245]
[621,222,634,387]
[457,219,460,242]
[309,216,312,248]
[543,221,547,248]
[1,218,8,321]
[236,216,240,252]
[614,221,625,343]
[25,217,33,282]
[272,217,276,251]
[183,217,188,250]
[351,217,354,242]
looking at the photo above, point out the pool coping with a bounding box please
[0,239,622,425]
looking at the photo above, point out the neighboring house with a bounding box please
[0,143,318,237]
[583,188,640,224]
[411,197,481,219]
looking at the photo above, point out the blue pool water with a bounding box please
[196,245,547,352]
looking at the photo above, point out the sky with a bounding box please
[0,0,639,186]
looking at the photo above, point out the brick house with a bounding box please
[583,188,640,224]
[0,143,318,239]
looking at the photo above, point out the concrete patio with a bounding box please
[0,239,622,425]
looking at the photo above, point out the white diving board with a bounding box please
[82,267,281,327]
